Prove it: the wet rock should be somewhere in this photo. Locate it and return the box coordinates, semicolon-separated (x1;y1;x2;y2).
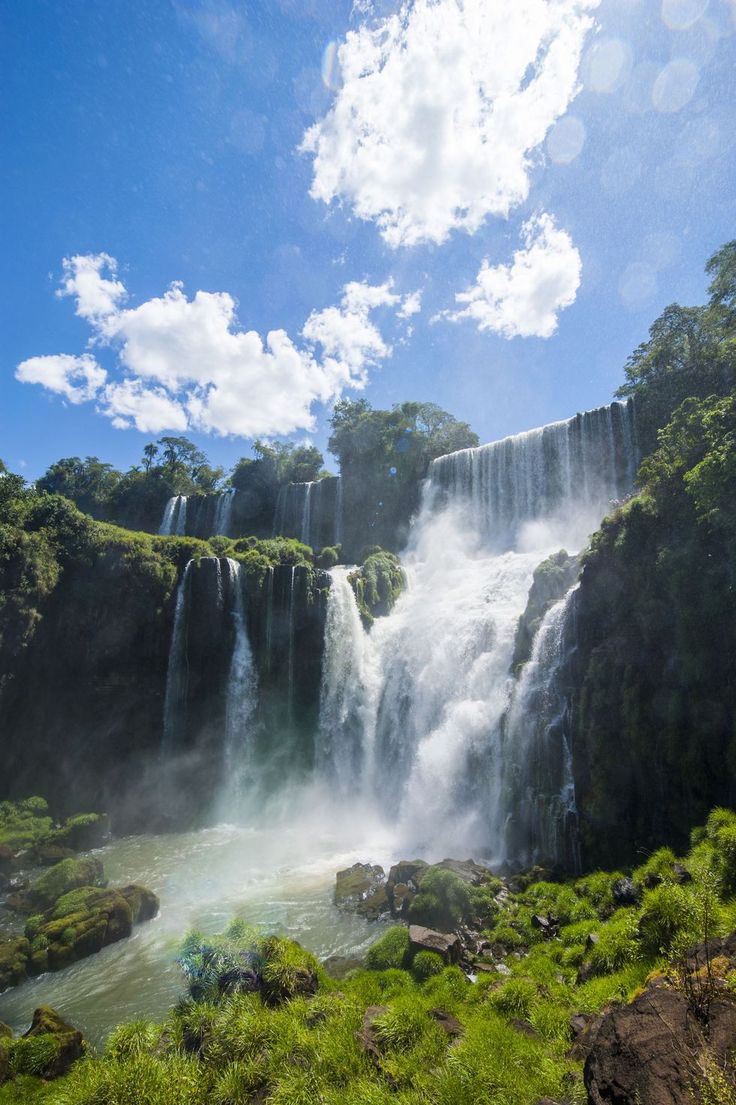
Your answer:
408;925;462;964
612;877;640;908
335;863;388;920
119;884;159;923
22;1005;85;1079
0;935;30;992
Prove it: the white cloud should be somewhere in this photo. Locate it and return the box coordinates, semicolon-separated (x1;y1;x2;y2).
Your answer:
15;353;107;403
441;213;582;338
302;0;599;247
17;255;416;437
58;253;126;323
101;380;189;434
398;290;422;318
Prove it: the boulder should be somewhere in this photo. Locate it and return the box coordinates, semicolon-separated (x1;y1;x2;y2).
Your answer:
21;1005;85;1078
584;985;736;1105
408;925;462;964
357;1005;388;1062
612;877;640;908
26;886;134;972
428;1008;463;1037
23;856;106;913
335;863;388;920
119;884;159;923
0;936;30;992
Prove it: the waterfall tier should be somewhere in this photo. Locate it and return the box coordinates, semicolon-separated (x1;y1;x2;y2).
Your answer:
430;399;637;549
272;477;342;549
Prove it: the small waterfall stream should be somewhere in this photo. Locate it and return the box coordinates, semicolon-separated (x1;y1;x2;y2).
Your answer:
317;567;372;792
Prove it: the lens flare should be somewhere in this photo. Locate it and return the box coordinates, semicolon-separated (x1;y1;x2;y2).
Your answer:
321;40;342;91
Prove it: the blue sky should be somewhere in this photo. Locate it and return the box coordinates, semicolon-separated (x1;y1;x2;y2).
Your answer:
1;0;735;480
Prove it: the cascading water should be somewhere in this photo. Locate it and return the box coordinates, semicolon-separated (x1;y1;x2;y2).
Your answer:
317;567;372;792
272;477;342;549
499;586;581;870
322;399;638;863
221;558;258;813
161;560;194;753
159;495;188;536
213;490;236;537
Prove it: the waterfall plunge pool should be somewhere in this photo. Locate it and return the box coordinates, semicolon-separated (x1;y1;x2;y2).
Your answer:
0;814;395;1046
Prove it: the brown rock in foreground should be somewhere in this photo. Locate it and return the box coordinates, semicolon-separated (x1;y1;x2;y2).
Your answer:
584;939;736;1105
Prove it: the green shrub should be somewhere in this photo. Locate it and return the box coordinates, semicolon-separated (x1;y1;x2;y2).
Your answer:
365;927;410;971
638;884;697;956
408;869;471;930
633;847;680;890
412;951;444;982
488;977;537;1020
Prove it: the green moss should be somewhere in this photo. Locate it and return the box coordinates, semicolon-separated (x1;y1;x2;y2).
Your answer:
365;927;411;971
408;868;472;930
349;550;406;626
412;951;445;982
27;856;105;912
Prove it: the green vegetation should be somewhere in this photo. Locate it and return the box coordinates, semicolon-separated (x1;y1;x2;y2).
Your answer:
616;239;735;450
329;399;478;555
5;808;736;1104
0;807;735;1102
348;549;405;626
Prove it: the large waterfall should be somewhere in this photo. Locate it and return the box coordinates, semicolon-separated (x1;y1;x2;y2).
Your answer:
159;400;638;866
315;399;638;863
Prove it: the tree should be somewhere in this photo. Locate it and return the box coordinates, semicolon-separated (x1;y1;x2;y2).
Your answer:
36;457;121;520
616;241;736;449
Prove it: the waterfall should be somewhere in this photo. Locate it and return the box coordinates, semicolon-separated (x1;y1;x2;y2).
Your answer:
430;400;637;550
221;559;258;811
499;586;581;870
159;495;188;536
300;483;313;546
272;477;342;548
287;566;296;724
317;567;372;792
213;490;235;537
161;560;194;753
328;398;639;862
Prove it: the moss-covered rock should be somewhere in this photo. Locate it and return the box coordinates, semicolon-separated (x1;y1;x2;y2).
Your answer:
27;887;133;973
24;856;105;912
0;798;53;857
334;863;388;920
0;936;30;992
119;884;159;923
349;549;406;627
11;1006;85;1081
512;550;580;672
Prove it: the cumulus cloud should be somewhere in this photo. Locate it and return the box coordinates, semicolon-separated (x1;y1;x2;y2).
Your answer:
302;0;599;247
17;255;417;437
440;214;582;338
15;353;107;404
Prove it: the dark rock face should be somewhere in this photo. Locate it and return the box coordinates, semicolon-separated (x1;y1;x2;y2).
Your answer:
512;550;580;672
570;494;736;869
584;935;736;1105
